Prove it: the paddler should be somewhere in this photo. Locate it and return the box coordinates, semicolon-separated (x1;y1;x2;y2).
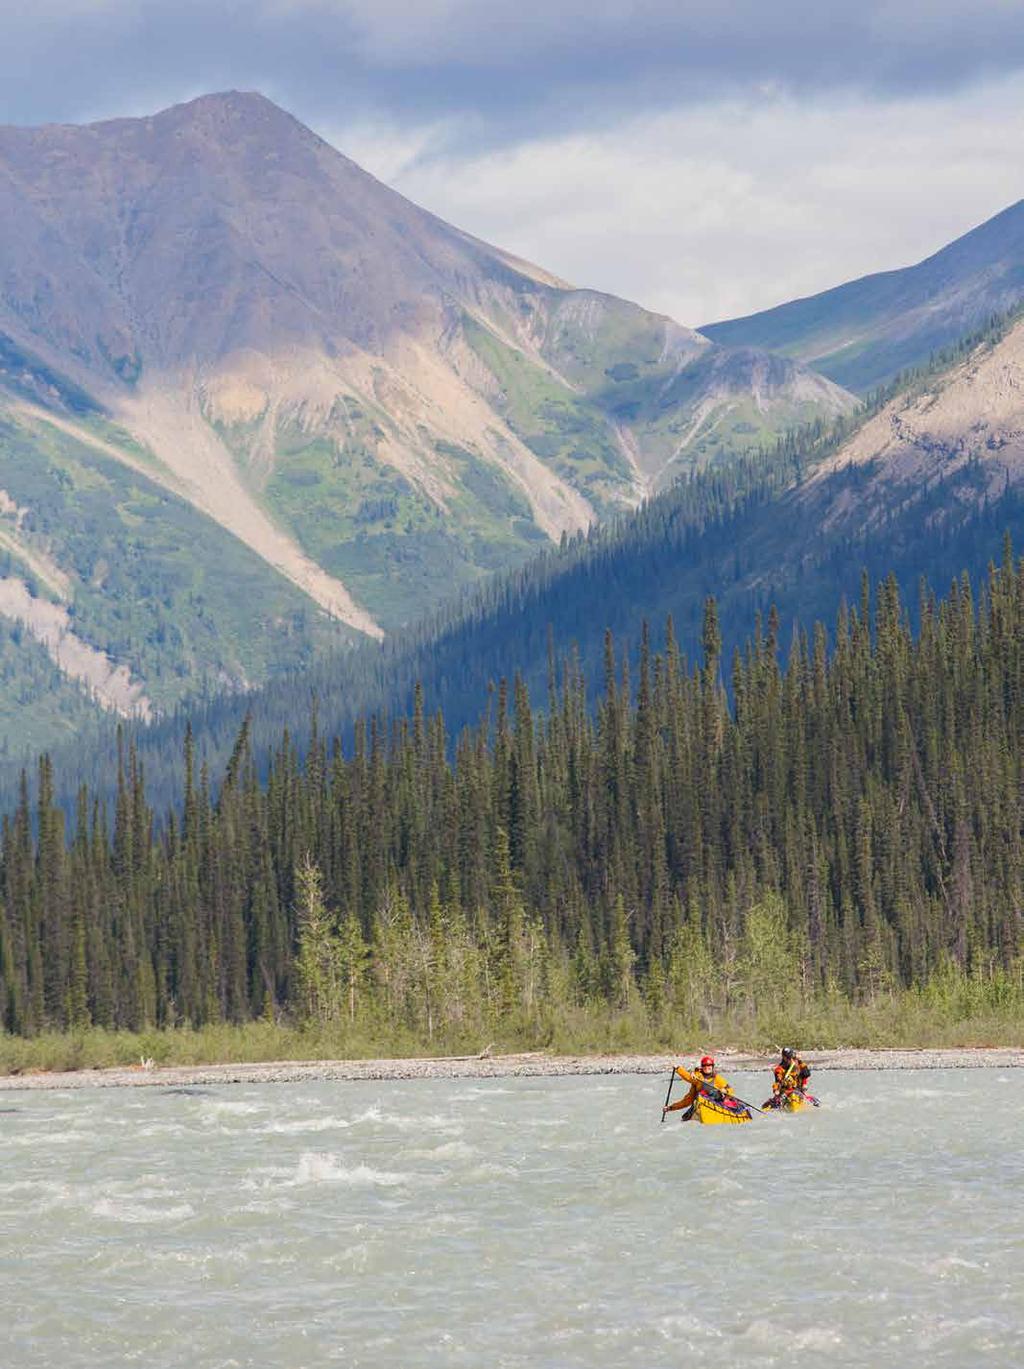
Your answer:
663;1055;738;1121
763;1046;811;1107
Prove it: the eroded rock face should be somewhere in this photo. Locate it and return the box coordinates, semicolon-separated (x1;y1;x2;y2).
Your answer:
0;576;151;719
806;319;1024;535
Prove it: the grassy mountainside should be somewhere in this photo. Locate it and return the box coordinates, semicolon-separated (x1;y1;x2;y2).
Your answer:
702;199;1024;393
466;300;846;499
0;616;102;758
0;398;354;727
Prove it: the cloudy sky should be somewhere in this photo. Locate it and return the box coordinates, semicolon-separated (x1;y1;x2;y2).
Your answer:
4;1;1024;324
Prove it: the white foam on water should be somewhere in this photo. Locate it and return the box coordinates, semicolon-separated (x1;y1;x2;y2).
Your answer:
405;1139;477;1161
465;1161;519;1180
253;1101;463;1137
350;1100;386;1122
787;1326;844;1351
136;1122;189;1139
0;1177;74;1210
925;1254;986;1277
702;1172;745;1197
258;1114;358;1135
375;1110;463;1134
326;1242;372;1272
291;1152;413;1188
92;1195;195;1224
13;1107;80;1126
655;1312;719;1339
89;1242;257;1275
0;1178;54;1195
9;1128;96;1148
199;1098;266;1118
920;1312;1003;1348
240;1163;293;1191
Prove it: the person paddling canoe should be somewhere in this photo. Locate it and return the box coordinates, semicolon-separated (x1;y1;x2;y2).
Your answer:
663;1055;742;1121
763;1047;813;1108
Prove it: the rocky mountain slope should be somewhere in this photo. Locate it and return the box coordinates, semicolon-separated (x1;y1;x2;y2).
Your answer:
799;312;1024;527
702;199;1024;393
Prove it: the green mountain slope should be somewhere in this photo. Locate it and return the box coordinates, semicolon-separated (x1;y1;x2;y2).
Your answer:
702;199;1024;393
0;397;355;723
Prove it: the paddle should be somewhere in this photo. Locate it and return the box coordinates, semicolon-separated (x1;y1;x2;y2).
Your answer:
660;1068;676;1123
686;1074;766;1118
726;1092;766;1117
697;1076;766;1116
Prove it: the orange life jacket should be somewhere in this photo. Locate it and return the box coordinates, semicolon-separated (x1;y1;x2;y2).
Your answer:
773;1057;809;1093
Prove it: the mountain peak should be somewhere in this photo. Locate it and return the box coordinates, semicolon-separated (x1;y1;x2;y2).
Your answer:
76;88;328;156
94;89;275;121
166;89;278;113
139;89;306;132
0;91;853;716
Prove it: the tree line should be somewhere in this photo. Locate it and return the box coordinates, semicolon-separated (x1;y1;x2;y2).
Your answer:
0;542;1022;1043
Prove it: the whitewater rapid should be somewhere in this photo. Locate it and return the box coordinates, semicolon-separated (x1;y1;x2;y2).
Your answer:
2;1072;1021;1366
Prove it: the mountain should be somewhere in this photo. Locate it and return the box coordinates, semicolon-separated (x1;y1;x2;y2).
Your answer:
0;91;853;748
795;312;1024;531
702;199;1024;393
30;309;1024;817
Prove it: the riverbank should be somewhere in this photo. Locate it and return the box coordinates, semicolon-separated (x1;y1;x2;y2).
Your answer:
1;1045;1021;1091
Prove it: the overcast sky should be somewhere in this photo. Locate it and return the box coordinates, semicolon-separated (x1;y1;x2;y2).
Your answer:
4;1;1024;323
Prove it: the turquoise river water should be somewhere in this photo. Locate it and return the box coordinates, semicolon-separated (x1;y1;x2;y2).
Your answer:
1;1070;1022;1367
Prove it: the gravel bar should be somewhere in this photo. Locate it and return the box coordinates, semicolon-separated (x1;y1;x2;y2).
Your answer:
1;1046;1021;1092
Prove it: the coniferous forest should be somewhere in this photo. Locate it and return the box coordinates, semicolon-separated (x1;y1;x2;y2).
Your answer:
1;550;1023;1061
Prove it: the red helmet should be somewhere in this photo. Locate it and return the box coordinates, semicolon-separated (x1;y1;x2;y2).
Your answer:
700;1055;715;1072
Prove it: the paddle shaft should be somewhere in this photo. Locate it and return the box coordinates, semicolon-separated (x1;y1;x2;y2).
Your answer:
730;1094;767;1115
694;1076;764;1116
660;1068;676;1123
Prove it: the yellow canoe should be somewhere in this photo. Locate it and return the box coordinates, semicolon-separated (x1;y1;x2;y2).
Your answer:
693;1095;752;1125
778;1092;807;1113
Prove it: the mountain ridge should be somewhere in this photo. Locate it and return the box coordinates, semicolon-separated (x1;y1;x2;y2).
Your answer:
0;90;854;747
701;198;1024;392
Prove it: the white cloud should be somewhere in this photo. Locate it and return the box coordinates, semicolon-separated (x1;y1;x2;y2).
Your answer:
333;76;1024;325
5;4;1024;329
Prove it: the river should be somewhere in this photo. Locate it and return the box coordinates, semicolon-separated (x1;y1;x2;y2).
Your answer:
1;1070;1021;1367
